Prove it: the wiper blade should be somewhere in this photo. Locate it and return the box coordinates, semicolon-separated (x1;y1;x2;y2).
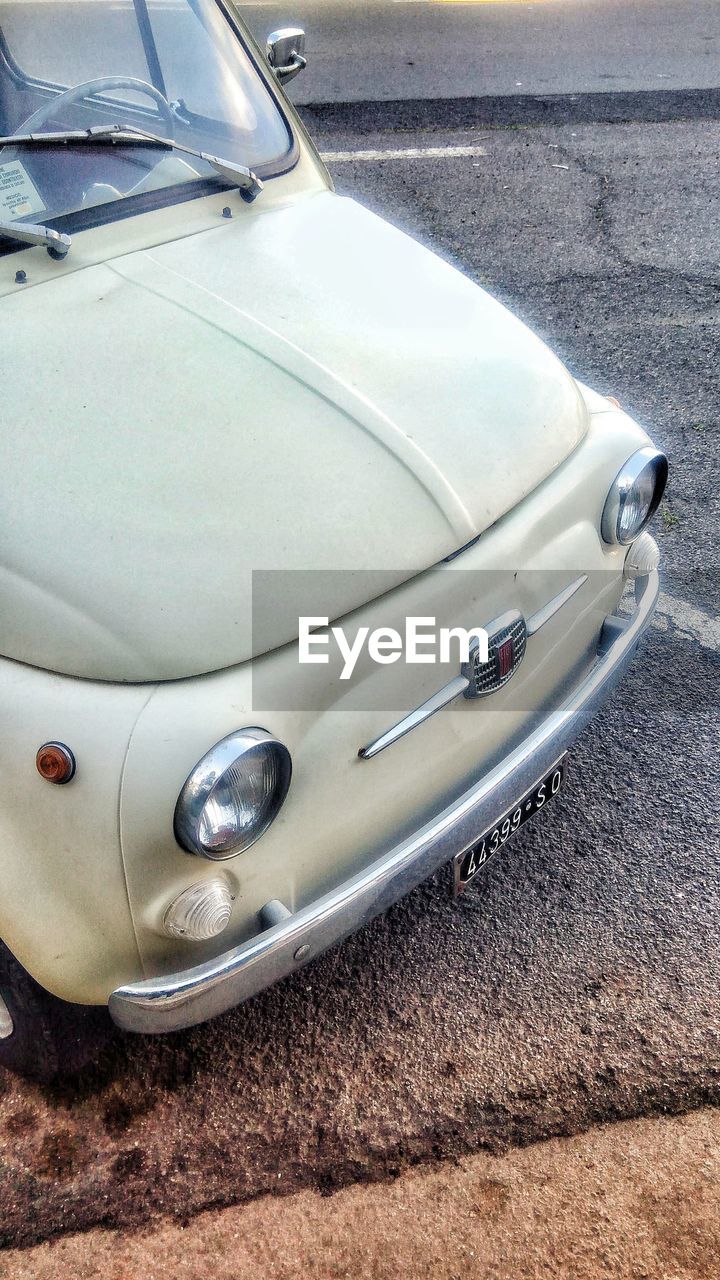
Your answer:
0;217;71;258
0;124;263;202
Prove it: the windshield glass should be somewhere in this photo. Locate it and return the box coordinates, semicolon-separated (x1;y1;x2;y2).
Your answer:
0;0;292;227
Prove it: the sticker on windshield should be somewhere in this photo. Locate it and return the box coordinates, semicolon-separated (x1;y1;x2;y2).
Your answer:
0;160;46;219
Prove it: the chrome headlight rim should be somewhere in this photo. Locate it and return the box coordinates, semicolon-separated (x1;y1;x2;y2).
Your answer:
601;447;668;546
174;727;292;861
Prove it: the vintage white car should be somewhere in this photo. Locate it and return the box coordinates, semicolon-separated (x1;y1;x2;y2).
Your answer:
0;1;667;1079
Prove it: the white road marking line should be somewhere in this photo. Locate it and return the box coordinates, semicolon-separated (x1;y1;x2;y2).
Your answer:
655;592;720;651
319;144;487;163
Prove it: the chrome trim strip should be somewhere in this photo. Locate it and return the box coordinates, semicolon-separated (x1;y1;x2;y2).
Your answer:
358;674;469;760
360;578;588;760
526;574;588;636
109;571;659;1035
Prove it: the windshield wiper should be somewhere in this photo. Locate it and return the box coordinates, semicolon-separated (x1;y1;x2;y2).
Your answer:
0;218;71;258
0;124;263;202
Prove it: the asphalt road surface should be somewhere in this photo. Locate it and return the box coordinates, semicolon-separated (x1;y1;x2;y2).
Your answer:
0;100;718;1247
239;0;720;104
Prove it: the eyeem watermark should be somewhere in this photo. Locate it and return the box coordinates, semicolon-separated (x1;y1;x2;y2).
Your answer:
252;568;624;713
299;616;489;681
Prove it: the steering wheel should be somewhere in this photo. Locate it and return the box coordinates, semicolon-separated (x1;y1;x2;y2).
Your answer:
17;76;175;136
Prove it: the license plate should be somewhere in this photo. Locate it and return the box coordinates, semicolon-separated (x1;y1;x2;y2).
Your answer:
453;756;567;895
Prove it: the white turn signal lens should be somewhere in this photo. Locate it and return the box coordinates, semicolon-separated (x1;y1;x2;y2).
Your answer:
624;532;660;579
163;879;233;941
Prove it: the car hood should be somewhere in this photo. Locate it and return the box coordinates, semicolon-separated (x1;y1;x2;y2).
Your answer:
1;192;587;681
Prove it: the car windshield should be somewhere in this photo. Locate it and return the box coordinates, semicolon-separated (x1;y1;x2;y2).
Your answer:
0;0;293;228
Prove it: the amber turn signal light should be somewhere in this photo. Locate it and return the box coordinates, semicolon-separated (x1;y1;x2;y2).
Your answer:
36;742;76;785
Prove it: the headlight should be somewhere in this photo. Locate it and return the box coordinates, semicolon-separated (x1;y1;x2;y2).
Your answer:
174;728;292;860
601;447;668;545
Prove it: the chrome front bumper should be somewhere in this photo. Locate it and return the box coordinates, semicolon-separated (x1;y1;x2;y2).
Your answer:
109;570;659;1034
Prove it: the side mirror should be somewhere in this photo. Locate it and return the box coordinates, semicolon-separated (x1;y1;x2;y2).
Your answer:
266;28;307;84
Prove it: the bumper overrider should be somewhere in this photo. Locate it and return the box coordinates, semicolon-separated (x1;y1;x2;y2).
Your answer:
109;569;660;1034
